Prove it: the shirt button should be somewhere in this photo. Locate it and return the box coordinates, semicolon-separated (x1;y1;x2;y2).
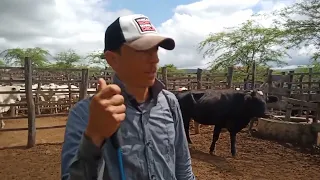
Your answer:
146;141;152;146
151;175;156;180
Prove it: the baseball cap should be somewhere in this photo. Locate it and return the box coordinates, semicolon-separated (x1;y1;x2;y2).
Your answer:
104;14;175;52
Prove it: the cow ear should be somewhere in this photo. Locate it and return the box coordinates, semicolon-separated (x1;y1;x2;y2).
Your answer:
11;87;16;91
250;90;257;97
267;95;279;103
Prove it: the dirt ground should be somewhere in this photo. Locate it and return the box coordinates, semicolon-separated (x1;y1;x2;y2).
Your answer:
0;117;320;180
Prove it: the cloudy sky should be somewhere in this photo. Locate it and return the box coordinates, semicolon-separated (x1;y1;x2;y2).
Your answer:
0;0;314;69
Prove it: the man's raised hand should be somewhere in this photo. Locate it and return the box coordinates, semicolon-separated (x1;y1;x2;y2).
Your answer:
85;78;126;147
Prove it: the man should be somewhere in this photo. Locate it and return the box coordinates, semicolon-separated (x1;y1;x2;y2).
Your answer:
61;14;195;180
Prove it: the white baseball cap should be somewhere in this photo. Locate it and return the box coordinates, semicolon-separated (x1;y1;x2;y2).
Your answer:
104;14;175;52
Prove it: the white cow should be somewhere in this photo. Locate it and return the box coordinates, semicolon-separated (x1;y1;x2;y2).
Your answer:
177;87;188;91
0;85;22;129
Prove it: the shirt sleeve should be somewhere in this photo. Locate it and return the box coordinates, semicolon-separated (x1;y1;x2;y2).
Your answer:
60;99;104;180
171;95;196;180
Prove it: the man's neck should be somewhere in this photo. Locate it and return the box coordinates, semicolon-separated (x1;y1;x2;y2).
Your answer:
125;86;149;103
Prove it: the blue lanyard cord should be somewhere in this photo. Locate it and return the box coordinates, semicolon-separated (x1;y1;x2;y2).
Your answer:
111;128;126;180
116;148;126;180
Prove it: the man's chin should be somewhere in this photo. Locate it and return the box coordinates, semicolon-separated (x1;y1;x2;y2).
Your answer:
146;79;156;87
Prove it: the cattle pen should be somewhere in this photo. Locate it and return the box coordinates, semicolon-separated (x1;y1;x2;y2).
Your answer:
1;58;320;180
0;57;264;147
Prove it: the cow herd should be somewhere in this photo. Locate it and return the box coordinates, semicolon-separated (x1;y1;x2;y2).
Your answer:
0;83;96;129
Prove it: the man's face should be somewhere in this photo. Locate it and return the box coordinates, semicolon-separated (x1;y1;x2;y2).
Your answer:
106;44;159;88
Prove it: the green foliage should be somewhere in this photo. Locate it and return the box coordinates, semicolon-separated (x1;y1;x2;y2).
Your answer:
227;65;270;82
273;0;320;60
158;64;186;73
0;47;109;71
85;51;108;68
51;49;81;68
0;47;50;67
295;60;320;73
0;59;4;66
198;20;289;72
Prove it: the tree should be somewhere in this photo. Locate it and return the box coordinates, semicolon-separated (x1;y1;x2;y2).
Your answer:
295;60;320;74
0;47;50;67
158;64;186;73
52;49;81;68
198;20;289;77
273;0;320;61
85;51;108;68
0;59;4;66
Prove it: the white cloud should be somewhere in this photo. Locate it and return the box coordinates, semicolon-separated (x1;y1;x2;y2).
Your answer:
0;0;312;69
157;0;311;69
0;0;133;56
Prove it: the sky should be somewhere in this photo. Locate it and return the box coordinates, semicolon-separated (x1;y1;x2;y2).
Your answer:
0;0;315;70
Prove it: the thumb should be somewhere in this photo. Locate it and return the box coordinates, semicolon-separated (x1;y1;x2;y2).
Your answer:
97;78;107;92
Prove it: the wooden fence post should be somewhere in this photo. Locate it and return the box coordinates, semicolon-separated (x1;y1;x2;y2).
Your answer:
196;68;202;90
267;69;273;94
187;75;191;90
251;61;256;89
161;67;168;89
79;69;89;100
308;68;313;101
288;70;294;95
284;104;293;121
226;66;234;89
25;57;36;148
280;72;286;88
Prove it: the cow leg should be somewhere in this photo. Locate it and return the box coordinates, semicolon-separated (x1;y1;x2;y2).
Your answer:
209;125;222;155
0;120;4;129
194;121;200;134
185;120;192;144
0;114;4;129
248;118;256;136
230;131;237;157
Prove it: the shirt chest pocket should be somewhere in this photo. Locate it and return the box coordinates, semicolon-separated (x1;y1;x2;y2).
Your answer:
148;106;176;161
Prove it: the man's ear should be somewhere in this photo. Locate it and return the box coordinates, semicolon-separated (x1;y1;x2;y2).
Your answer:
105;51;118;69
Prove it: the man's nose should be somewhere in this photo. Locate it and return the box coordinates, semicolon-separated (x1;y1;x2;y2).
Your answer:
149;52;159;63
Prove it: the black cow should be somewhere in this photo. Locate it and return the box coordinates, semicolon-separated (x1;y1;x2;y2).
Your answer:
175;89;279;157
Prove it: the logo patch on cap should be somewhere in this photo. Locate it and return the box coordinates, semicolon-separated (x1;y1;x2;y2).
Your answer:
134;17;156;33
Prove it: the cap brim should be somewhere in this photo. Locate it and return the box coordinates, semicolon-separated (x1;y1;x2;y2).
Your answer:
125;35;175;51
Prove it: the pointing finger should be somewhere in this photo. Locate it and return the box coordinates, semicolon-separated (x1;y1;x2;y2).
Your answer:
99;84;122;99
100;94;125;106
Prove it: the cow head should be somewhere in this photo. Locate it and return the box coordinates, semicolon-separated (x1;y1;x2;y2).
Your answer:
244;89;279;117
245;89;278;103
11;86;22;101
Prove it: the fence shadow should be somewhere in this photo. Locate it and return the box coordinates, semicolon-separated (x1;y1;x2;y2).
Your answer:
189;147;242;176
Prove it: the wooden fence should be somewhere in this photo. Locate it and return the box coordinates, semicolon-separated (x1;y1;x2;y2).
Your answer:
0;57;319;147
265;68;320;100
264;68;320;122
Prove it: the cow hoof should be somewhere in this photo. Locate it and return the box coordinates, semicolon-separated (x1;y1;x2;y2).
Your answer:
232;154;236;157
209;151;215;156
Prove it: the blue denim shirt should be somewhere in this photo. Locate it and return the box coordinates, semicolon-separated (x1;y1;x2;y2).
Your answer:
61;75;195;180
